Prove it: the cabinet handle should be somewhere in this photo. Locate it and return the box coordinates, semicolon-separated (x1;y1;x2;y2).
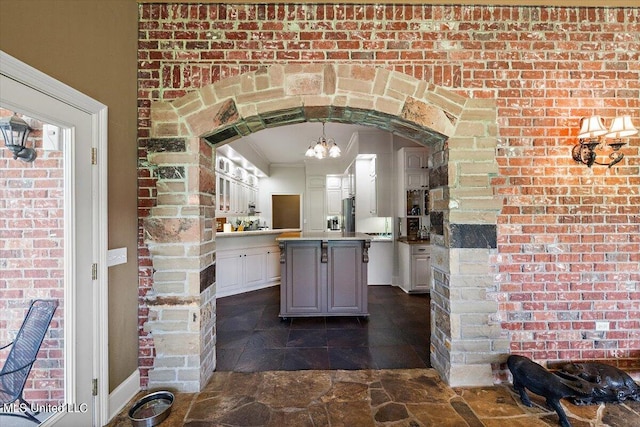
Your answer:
417;248;426;252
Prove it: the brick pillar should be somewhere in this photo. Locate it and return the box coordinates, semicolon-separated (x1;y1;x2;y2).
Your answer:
142;136;216;392
429;99;506;386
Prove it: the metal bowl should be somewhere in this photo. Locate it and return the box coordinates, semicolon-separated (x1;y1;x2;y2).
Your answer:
128;391;174;427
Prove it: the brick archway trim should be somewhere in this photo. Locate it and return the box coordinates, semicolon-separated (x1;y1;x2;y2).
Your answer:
143;63;503;392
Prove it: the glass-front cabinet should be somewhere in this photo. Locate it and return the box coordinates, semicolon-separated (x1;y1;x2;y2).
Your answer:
216;155;258;217
218;175;231;213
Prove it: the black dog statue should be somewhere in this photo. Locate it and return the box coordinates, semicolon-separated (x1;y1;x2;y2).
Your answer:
556;362;640;405
507;355;593;427
508;355;640;427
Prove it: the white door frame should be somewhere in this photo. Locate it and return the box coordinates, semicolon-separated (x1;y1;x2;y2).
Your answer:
0;51;109;426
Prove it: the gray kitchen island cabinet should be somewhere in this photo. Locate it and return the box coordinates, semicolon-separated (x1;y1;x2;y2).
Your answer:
276;231;371;318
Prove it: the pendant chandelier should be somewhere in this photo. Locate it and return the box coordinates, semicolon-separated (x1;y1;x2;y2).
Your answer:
304;122;341;159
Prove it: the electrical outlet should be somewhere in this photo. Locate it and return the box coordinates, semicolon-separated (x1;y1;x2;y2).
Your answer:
595;321;609;331
107;247;127;267
42;124;60;151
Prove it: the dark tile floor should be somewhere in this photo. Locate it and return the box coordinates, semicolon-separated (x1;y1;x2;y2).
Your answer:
215;285;431;372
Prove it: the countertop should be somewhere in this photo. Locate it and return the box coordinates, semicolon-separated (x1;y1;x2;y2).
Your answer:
216;228;300;237
276;231;372;241
397;237;430;245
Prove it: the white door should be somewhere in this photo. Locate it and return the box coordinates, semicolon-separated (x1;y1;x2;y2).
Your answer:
1;53;107;426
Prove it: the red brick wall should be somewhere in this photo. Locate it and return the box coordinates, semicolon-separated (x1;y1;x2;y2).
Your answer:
137;3;640;383
0;109;65;405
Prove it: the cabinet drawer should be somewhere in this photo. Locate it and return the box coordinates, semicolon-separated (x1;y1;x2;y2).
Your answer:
411;245;430;255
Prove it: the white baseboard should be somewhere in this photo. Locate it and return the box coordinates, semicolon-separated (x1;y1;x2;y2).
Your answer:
108;369;140;423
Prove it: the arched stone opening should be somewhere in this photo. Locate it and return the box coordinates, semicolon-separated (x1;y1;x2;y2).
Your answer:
142;64;503;392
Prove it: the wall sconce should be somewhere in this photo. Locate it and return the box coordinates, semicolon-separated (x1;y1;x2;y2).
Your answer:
0;113;36;162
572;115;637;168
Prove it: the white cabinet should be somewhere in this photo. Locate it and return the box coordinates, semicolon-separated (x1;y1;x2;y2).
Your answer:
326;175;342;190
404;149;428;169
217;244;281;297
307;187;326;231
244;250;266;287
326;175;343;216
369;173;378;216
217;249;245;293
405;171;428;189
327;189;342;216
215;155;259;217
397;242;430;293
217;175;232;214
341;175;351;199
353;154;392;220
355;158;377;220
411;245;431;292
368;241;393;285
397;147;429;219
306;175;326;232
266;247;281;282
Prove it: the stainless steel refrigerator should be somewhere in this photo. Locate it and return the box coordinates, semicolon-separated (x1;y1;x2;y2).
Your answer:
342;197;355;232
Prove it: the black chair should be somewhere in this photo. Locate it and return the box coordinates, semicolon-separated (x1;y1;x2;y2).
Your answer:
0;299;59;424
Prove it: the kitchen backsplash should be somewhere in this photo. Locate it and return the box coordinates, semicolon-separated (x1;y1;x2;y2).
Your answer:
356;217;393;235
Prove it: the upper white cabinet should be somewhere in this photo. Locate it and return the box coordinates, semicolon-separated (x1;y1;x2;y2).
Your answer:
326;174;343;216
375;153;392;217
355;158;375;221
404;149;428;170
354;154;392;220
216;155;259;217
326;175;342;190
305;175;326;232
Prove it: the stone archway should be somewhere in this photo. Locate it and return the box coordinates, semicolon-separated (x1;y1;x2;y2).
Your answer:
142;64;503;392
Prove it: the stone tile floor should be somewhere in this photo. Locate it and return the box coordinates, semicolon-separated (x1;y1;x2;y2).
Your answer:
107;368;640;427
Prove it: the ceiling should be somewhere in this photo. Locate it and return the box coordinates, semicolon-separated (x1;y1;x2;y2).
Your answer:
225;122;373;166
217;121;426;177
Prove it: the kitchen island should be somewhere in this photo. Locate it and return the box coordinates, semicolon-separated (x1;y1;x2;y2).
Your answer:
276;231;372;318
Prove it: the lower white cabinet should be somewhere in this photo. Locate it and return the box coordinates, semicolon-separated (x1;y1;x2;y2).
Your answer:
266;248;281;282
397;242;431;293
217;245;281;297
368;241;393;285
